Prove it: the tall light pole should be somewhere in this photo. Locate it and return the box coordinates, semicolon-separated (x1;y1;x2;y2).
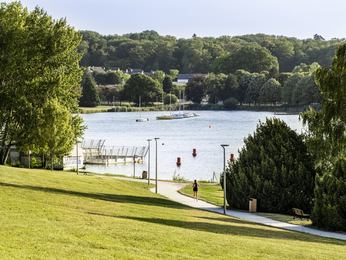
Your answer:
154;138;160;193
221;144;229;214
147;139;152;185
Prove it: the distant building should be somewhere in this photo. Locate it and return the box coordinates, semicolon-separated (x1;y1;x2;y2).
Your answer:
105;67;122;72
88;66;106;73
177;74;195;83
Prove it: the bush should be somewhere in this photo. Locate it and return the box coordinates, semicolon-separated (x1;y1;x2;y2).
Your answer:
223;118;315;214
164;94;178;105
224;98;238;110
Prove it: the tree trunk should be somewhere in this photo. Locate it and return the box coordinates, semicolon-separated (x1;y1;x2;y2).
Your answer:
1;141;12;165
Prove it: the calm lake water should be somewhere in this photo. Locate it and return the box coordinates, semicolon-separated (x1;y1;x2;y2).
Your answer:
81;110;304;181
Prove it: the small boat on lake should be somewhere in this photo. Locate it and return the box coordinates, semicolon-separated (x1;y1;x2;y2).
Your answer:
136;95;149;122
157;115;173;120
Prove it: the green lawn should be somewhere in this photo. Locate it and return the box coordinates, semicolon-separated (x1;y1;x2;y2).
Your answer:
1;166;345;259
180;184;325;227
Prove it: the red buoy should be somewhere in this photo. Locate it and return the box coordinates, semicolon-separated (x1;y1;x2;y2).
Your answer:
176;157;181;166
192;149;197;157
230;154;235;162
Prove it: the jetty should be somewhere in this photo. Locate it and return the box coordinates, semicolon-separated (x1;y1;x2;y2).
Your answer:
81;139;148;165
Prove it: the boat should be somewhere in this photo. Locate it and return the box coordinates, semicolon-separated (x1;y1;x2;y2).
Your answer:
193;113;200;116
172;114;183;119
157;115;174;120
172;92;183;119
157;93;173;120
136;95;149;122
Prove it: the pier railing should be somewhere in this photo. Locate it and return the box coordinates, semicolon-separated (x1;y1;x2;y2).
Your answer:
81;139;148;164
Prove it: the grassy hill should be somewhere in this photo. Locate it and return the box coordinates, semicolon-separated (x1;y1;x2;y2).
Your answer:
0;166;345;259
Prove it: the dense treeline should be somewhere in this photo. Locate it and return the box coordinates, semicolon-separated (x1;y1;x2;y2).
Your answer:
78;30;344;73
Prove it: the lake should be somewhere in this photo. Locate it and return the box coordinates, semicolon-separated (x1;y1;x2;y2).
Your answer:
81;110;304;181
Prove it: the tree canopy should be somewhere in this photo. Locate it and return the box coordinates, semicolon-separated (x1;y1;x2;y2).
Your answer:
0;2;85;164
123;73;163;106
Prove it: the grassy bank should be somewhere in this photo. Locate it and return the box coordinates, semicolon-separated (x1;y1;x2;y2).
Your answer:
1;166;345;259
179;184;337;228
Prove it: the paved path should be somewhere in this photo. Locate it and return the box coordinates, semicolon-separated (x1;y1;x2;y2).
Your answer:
113;177;346;241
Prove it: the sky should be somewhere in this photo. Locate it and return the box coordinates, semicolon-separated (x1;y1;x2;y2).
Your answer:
5;0;346;40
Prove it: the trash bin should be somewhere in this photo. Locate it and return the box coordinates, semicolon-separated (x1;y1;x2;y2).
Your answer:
249;198;257;212
142;171;147;179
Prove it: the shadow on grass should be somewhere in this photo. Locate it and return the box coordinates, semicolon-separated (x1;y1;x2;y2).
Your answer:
0;182;187;210
116;215;346;246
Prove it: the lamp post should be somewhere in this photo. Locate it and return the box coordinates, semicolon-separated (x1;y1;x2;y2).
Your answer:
221;144;229;214
133;155;138;178
147;139;152;185
76;140;79;175
154;138;160;193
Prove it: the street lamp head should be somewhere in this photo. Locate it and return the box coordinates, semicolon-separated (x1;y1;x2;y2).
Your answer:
147;139;152;141
154;137;160;140
221;144;229;148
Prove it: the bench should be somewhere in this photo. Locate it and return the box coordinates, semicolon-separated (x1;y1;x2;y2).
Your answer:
292;208;310;221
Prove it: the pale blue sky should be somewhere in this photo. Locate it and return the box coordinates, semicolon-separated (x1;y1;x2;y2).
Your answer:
6;0;346;40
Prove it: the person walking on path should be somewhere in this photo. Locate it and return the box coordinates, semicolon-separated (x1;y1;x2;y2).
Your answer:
192;180;199;201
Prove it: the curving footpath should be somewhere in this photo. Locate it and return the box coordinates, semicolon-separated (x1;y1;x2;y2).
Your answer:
114;177;346;241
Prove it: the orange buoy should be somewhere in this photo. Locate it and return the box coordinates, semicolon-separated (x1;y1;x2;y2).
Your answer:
176;157;181;166
230;154;235;162
192;149;197;157
209;125;211;128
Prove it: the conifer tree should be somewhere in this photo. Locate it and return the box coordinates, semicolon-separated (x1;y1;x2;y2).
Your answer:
311;157;346;231
79;72;100;107
223;118;315;214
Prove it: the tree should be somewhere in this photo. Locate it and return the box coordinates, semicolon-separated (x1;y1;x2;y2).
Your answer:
106;70;123;85
281;73;304;104
212;45;279;74
245;73;266;105
92;71;107;85
223;74;239;101
0;2;85;165
311;156;346;231
164;94;178;105
162;75;173;93
185;75;206;103
79;72;101;107
169;69;179;81
277;72;292;86
150;70;165;84
223;97;238;110
259;78;282;104
123;73;163;106
237;71;256;105
292;62;320;73
300;73;323;104
300;43;346;230
223;118;315;214
205;73;227;103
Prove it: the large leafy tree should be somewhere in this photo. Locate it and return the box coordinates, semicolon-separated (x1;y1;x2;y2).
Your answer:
259;78;282;104
0;2;85;164
245;73;266;105
223;118;315;214
212;45;279;74
205;73;227;103
123;73;163;106
301;43;346;230
185;75;206;103
281;73;304;104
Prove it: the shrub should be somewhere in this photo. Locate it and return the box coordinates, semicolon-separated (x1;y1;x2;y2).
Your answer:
224;98;238;110
223;118;315;214
311;157;346;231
